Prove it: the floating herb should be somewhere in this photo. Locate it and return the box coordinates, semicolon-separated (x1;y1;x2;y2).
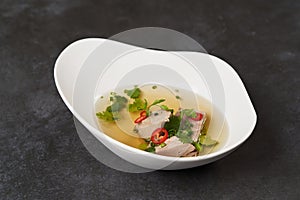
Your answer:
124;87;141;99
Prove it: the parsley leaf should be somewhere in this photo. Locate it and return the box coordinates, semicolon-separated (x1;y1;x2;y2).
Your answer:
124;87;141;99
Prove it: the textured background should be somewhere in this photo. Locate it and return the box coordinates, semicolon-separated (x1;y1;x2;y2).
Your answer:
1;0;299;199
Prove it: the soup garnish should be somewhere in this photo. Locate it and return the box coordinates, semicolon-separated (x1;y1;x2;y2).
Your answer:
96;85;219;157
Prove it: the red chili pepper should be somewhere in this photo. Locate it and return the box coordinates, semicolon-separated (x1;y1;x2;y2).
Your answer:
140;110;147;117
151;128;168;144
134;115;147;123
134;110;147;123
190;112;203;121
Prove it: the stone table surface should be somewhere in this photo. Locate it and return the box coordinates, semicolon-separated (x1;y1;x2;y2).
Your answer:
1;0;299;199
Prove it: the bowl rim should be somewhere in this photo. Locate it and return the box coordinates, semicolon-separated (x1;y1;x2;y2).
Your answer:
54;38;257;163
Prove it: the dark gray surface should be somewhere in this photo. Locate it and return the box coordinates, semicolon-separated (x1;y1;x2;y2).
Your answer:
1;0;299;199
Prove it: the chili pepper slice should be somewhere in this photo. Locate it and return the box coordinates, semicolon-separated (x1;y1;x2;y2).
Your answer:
190;112;203;121
134;110;147;123
134;115;147;123
151;128;168;144
140;110;147;117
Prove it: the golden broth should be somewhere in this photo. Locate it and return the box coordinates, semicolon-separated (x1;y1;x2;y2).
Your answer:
95;84;228;155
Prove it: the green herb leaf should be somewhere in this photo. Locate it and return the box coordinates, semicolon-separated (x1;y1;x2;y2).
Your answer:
176;130;193;143
181;109;197;118
160;105;174;113
96;93;128;122
192;141;203;152
201;126;208;135
138;143;148;150
181;119;194;130
124;87;141;99
152;85;157;89
128;99;147;112
144;99;166;116
149;99;165;107
96;106;118;121
111;95;128;112
160;143;167;147
199;135;218;146
145;146;156;152
164;115;180;137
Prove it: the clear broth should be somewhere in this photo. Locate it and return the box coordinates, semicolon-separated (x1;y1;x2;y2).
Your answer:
95;84;228;156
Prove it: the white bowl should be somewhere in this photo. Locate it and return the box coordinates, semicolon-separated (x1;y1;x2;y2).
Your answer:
54;38;257;170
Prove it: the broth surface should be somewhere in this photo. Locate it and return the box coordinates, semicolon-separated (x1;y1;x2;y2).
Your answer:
95;84;228;155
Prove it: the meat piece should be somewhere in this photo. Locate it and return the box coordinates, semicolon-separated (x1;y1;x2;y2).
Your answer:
188;112;206;142
177;109;207;142
155;136;195;157
135;110;171;139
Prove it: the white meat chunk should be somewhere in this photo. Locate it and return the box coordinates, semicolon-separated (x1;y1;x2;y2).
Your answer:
135;110;171;139
177;109;207;142
155;136;195;157
188;111;207;142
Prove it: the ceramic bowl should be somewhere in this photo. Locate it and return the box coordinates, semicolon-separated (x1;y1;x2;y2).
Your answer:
54;38;256;170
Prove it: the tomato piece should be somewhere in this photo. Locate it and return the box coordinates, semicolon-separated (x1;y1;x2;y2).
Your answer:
190;112;203;121
134;115;147;123
151;128;168;144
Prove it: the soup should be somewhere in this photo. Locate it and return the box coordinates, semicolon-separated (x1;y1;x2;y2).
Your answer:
95;84;228;157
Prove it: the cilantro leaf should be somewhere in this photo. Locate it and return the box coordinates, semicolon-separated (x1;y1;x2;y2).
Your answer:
181;109;197;118
192;141;203;152
160;105;174;113
176;130;193;143
164;115;194;143
124;87;141;99
96;106;118;121
180;119;193;130
111;95;128;112
199;135;218;146
145;146;156;152
96;94;128;122
149;99;165;107
164;115;180;137
128;99;147;112
138;143;148;150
